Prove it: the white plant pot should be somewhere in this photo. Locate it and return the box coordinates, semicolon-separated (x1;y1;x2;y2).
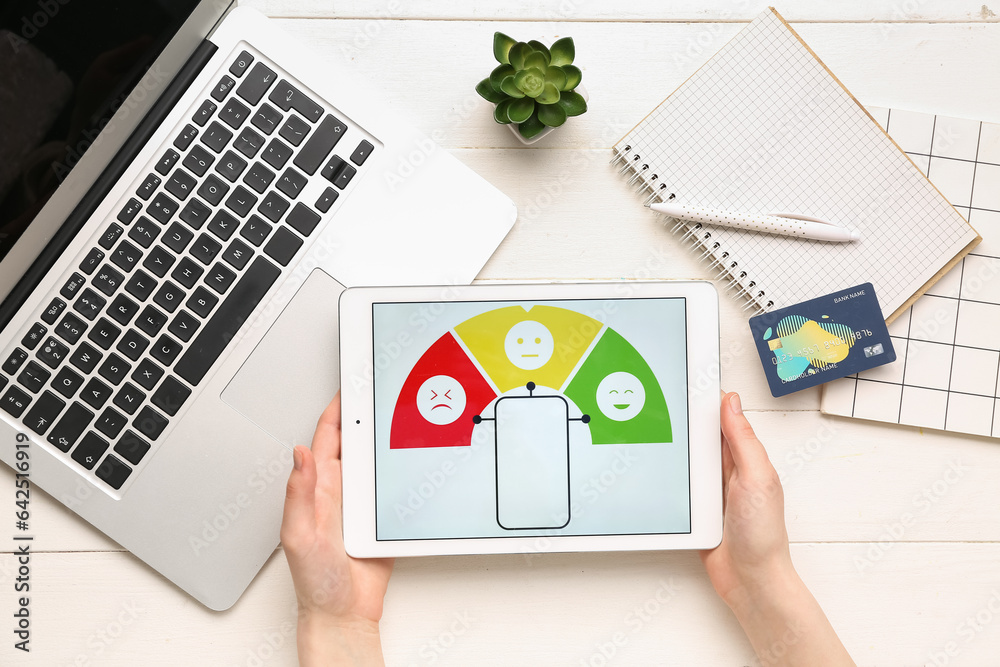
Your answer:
506;84;589;145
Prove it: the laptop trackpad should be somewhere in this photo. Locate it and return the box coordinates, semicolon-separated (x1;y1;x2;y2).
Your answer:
221;269;345;449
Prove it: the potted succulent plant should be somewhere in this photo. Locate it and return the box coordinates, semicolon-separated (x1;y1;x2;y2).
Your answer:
475;32;588;143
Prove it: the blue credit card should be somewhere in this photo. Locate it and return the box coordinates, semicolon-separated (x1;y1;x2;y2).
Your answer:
748;283;896;397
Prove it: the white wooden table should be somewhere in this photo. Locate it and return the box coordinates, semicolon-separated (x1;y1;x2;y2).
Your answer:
4;2;1000;664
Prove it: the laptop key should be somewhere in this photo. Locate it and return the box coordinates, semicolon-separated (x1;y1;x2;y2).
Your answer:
192;99;216;126
55;313;87;345
234;127;264;158
278;114;310;147
219;98;251;130
88;318;121;350
118;198;142;225
79;248;105;275
203;121;233;154
0;386;31;417
183;144;215;177
24;391;64;435
186;287;218;318
208;210;239;241
179;198;212;229
108;295;139;325
116;329;150;361
237;63;278;106
133;406;169;440
36;336;69;369
17;361;50;393
21;322;47;350
211;75;236;102
136;306;168;337
277;167;307;199
268;80;323;123
72;432;109;469
136;174;160;200
47;402;93;451
115;430;151;465
191;233;222;264
73;289;106;321
294;114;348;175
98;353;131;385
142;246;175;278
113;383;146;416
243;162;275;194
286;203;321;236
131;360;164;391
350;140;374;166
262;138;292;170
41;298;67;324
174;124;198;151
124;269;157;302
98;224;124;251
110;240;142;273
2;349;28;375
263;227;303;267
92;264;125;297
95;454;132;490
239;215;272;247
251;102;282;135
333;163;357;190
315;187;338;213
222;239;253;271
163;223;194;254
152;375;191;417
128;218;160;249
70;342;102;374
61;272;87;298
257;191;289;223
198;174;230;206
225;186;257;218
165;169;197;201
174;256;281;385
148;192;179;224
171;257;204;289
168;311;200;342
216;150;248;182
230;50;254;77
81;377;113;410
205;263;237;294
155;149;180;176
51;366;84;399
153;281;184;313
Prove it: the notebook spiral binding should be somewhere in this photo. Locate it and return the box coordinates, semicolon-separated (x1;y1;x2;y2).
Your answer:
610;144;774;313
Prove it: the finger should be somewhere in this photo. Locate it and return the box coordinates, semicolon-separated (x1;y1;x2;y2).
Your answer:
311;391;342;462
720;392;773;474
280;445;317;551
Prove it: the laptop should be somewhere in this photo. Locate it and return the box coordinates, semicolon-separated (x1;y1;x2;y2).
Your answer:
0;0;516;609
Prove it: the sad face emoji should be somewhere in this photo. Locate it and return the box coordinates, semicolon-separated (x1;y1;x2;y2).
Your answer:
416;375;467;425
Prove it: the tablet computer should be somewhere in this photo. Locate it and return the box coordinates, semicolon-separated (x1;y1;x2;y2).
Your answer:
339;281;722;557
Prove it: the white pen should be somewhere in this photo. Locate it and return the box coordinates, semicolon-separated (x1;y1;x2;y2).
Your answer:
648;201;861;243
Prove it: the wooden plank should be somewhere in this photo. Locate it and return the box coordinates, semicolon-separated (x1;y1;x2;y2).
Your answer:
4;544;1000;665
242;0;1000;23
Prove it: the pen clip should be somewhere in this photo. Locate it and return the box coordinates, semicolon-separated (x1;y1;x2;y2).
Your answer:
768;211;841;227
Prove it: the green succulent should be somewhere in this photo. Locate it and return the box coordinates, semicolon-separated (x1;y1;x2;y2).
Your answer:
476;32;587;140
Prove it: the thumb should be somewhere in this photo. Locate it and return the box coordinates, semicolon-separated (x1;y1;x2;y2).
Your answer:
720;393;773;475
280;445;317;550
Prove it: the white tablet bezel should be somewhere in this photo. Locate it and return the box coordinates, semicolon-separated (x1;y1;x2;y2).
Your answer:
339;281;722;557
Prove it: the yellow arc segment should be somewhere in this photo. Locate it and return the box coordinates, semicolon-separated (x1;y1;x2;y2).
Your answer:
454;305;603;392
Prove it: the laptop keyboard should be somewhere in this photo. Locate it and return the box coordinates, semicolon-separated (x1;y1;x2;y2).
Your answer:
0;47;376;494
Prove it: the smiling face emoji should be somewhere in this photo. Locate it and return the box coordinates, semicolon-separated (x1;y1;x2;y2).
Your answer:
504;320;555;371
595;372;646;421
415;375;467;425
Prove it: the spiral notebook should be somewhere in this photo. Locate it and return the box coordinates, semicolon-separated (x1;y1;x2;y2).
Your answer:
613;7;980;322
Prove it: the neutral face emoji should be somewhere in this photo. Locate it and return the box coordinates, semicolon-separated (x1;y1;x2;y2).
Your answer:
416;375;467;425
595;372;646;421
504;320;555;370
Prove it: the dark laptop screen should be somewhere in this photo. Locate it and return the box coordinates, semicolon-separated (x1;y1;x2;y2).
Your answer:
0;0;204;264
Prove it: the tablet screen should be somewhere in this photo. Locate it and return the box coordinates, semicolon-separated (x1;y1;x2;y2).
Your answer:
370;297;691;540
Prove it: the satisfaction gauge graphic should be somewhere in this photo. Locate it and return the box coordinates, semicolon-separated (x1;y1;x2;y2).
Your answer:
389;305;672;529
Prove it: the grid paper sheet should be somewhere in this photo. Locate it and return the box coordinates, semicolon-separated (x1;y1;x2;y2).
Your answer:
613;9;979;319
823;109;1000;438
